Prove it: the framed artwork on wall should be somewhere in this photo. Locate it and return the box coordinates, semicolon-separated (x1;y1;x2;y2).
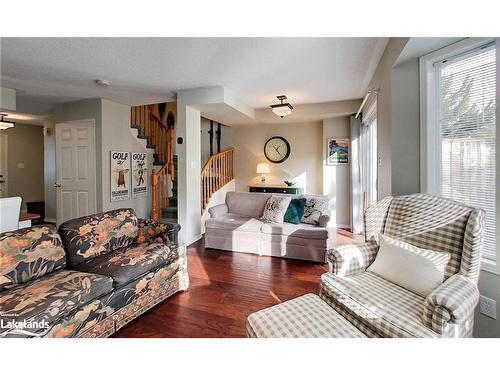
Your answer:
131;152;147;198
327;138;349;165
110;150;131;201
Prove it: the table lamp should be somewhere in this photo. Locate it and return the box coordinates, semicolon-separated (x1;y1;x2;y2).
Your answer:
256;163;270;186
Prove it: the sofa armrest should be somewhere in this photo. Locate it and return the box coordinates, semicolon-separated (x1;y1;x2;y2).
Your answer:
422;274;479;335
208;204;228;218
326;241;379;276
136;218;181;245
318;214;330;228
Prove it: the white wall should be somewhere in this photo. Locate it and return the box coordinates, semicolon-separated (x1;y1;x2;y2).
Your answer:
100;99;152;218
44;98;152;221
230;121;323;194
322;117;351;228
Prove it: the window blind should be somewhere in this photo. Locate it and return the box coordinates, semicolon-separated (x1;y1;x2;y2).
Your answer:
437;43;496;262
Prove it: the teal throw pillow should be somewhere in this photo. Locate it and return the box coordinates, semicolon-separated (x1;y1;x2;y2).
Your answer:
284;198;306;224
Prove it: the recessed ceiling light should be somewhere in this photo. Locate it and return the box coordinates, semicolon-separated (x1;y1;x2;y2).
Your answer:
95;79;111;87
270;95;293;118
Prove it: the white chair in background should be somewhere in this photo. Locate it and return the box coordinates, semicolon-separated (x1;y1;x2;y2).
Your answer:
0;196;22;233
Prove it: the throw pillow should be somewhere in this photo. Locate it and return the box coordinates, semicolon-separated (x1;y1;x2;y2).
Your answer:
367;234;451;297
261;195;292;224
301;197;328;225
284;198;307;224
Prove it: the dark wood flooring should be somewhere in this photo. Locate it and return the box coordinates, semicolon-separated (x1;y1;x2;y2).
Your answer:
114;230;355;338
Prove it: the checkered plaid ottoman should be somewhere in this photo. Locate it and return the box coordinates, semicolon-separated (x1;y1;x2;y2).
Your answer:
246;293;366;338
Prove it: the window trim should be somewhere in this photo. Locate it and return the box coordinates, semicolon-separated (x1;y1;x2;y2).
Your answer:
419;37;499;274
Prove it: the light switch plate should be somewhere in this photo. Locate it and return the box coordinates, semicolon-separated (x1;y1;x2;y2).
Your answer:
17;163;25;169
480;295;497;319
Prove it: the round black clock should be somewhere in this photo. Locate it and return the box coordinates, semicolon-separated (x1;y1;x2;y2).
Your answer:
264;136;291;163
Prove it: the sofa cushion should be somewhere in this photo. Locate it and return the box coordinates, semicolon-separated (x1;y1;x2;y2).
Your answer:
261;195;292;224
301;196;329;225
319;271;437;337
0;270;113;337
0;225;66;291
260;222;328;240
225;191;274;218
205;214;265;233
284;198;306;225
59;209;139;267
72;242;178;287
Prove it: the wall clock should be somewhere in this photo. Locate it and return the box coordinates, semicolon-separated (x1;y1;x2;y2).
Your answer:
264;136;291;163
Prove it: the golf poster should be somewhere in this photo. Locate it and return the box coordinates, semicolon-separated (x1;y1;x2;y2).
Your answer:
111;150;131;201
132;152;148;198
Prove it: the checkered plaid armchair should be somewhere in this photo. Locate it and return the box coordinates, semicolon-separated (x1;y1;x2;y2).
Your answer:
320;194;485;338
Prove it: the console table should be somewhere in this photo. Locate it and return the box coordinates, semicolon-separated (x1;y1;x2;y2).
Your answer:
248;185;304;194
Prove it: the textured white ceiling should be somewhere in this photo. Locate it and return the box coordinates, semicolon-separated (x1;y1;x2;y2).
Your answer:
0;37;388;114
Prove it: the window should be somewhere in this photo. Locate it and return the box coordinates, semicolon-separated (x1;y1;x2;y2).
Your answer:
421;38;497;271
360;99;378;207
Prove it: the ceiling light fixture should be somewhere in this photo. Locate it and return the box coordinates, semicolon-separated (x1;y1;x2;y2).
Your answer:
95;79;111;87
0;114;15;130
270;95;293;118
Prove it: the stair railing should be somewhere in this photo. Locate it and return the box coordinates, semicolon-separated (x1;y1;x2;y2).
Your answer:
131;105;175;220
201;148;234;211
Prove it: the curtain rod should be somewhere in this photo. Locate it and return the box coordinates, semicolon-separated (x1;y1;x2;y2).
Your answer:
355;88;379;119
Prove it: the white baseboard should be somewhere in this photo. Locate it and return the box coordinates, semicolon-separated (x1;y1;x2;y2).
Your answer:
44;217;56;223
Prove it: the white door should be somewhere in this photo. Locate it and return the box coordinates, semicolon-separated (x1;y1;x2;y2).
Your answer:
55;120;96;224
0;134;7;198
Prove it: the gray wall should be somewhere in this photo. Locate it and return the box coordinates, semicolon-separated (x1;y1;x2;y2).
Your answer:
2;124;44;210
473;38;500;337
391;58;421;195
364;38;409;199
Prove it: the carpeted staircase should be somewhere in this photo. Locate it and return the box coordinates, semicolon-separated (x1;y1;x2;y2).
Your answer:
159;155;178;224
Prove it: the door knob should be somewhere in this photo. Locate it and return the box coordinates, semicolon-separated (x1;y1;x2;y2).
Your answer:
54;182;61;188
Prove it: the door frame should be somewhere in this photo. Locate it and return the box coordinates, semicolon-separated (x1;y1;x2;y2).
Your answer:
55;119;97;225
0;134;8;197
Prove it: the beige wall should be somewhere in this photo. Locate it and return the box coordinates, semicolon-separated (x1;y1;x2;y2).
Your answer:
322;117;351;228
230;121;323;195
2;124;44;210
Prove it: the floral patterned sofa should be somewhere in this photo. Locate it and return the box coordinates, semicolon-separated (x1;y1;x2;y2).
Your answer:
0;209;188;338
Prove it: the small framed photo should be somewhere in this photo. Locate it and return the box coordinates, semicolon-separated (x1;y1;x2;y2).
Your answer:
327;138;349;165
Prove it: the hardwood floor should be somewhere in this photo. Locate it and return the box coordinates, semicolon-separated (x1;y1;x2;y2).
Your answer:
114;230;355;338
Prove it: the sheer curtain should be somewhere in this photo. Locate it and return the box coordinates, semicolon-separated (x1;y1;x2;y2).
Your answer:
360;99;378;210
350;116;363;233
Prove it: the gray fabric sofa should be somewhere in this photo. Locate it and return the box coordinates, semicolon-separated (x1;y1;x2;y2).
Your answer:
205;192;330;262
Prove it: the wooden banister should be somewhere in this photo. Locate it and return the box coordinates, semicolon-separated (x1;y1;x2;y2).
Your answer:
131;104;175;220
201;148;234;211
